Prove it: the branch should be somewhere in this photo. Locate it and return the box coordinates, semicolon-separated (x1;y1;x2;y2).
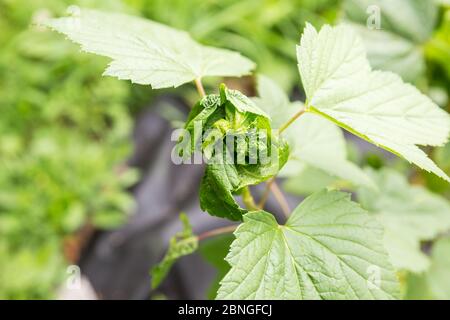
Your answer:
258;177;275;209
194;78;206;97
269;180;291;218
242;186;258;211
257;106;305;214
278;108;306;134
258;178;291;218
198;225;237;241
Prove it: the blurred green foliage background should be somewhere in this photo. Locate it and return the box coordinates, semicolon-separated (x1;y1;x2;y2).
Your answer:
0;0;342;299
0;0;137;298
0;0;449;299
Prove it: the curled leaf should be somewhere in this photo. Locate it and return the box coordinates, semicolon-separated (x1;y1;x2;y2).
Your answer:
182;85;289;220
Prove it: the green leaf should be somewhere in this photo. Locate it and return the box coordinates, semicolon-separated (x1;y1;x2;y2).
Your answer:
283;165;338;196
425;12;450;80
44;8;255;89
425;238;450;299
151;213;198;289
217;190;400;300
341;23;424;84
405;238;450;300
221;84;268;118
358;168;450;272
343;0;438;82
252;75;296;128
254;75;373;188
282;113;375;188
199;163;248;221
404;272;434;300
297;24;450;182
435;141;450;172
199;234;234;299
343;0;437;43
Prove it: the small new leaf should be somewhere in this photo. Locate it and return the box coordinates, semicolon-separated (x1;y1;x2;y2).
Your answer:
151;213;198;288
44;8;255;89
297;24;450;182
217;190;400;300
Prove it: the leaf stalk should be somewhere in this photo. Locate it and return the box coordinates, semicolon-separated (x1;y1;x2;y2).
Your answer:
194;78;206;97
278;108;306;134
198;225;237;241
242;186;259;211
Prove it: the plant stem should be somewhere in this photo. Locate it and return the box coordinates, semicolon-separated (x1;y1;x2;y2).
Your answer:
278;109;306;134
269;180;291;218
258;177;275;209
258;178;291;217
242;186;258;211
194;78;206;97
198;225;237;241
257;106;305;214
